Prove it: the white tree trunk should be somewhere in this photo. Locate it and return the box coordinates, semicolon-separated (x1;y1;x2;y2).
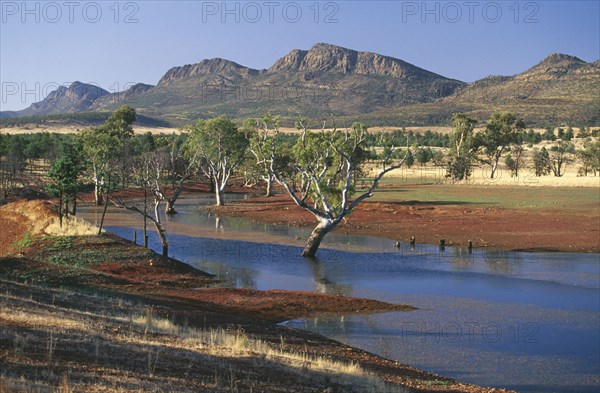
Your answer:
153;199;169;257
214;174;227;206
265;174;274;197
215;189;224;206
302;219;336;258
94;179;102;206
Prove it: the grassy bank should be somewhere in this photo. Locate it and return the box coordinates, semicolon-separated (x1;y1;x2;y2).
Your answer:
0;280;406;393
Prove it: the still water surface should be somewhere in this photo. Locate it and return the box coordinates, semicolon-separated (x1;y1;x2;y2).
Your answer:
79;195;600;393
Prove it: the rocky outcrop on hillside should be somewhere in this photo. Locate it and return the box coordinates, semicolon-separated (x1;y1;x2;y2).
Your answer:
18;82;109;116
269;43;451;80
158;58;260;87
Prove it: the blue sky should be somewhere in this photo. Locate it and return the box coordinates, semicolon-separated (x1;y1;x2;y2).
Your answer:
1;0;599;111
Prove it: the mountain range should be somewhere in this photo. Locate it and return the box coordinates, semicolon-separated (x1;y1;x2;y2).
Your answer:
2;43;598;126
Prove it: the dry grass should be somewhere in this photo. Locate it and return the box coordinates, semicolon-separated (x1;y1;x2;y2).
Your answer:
129;312;369;378
368;138;600;188
8;200;57;235
376;164;600;187
0;280;409;393
4;200;101;238
0;125;179;135
45;216;99;236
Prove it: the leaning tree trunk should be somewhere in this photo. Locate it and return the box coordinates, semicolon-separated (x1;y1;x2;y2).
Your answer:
165;178;186;214
302;219;336;258
64;195;69;220
153;221;169;257
165;198;176;215
490;152;502;179
98;194;109;235
143;189;148;248
58;193;63;228
153;199;169;257
490;161;497;179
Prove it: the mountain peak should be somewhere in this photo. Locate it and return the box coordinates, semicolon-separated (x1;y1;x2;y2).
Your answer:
5;45;597;127
308;42;357;55
127;83;154;93
529;53;586;72
269;43;452;80
540;53;585;65
157;58;259;87
22;82;109;116
519;53;589;80
310;42;349;50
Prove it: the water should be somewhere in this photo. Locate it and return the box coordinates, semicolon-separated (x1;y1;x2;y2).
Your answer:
79;195;600;393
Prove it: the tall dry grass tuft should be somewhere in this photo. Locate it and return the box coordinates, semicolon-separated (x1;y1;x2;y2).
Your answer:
59;372;70;393
46;331;58;363
45;216;99;236
5;200;100;237
147;347;160;377
0;375;48;393
9;200;56;235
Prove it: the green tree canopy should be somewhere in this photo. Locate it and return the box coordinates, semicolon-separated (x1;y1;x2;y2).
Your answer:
99;104;136;139
47;140;85;226
475;112;525;179
185;116;248;206
446;113;478;181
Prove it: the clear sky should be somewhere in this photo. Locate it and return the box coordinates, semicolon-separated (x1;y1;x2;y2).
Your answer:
1;0;599;111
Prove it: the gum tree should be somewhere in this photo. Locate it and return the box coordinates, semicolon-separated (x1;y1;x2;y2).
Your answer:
264;121;410;258
80;129;119;206
112;148;170;257
446;113;478;181
245;114;295;197
158;133;195;214
532;147;551;176
505;145;525;177
549;141;575;177
577;141;600;176
185;116;248;206
476;112;525;179
81;105;136;205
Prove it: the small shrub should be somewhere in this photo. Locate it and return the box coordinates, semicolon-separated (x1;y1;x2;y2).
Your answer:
50;237;73;251
13;232;31;250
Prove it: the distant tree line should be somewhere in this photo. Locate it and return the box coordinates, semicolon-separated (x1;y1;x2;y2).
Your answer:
0;111;171;128
437;114;599;182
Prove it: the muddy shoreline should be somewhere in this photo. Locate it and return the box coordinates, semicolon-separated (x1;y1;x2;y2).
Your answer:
76;181;600;253
206;192;599;254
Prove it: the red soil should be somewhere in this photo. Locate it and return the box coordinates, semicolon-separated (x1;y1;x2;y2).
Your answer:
213;194;599;253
